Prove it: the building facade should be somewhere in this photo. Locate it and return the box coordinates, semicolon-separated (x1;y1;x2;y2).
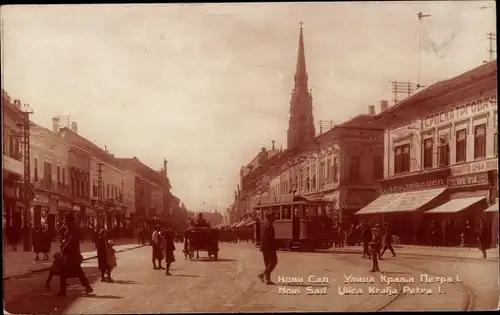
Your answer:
269;113;384;226
358;60;498;247
59;124;93;235
30;122;71;234
2;93;25;237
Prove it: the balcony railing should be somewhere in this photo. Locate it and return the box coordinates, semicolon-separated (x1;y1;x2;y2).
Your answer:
34;179;69;194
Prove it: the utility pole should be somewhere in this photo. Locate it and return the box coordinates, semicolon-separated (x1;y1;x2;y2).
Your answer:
95;162;105;228
391;80;416;105
487;32;496;61
16;104;34;251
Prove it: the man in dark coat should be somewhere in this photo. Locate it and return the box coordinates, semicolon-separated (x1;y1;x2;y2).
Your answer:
194;213;209;228
369;226;382;272
478;218;490;258
361;221;372;259
257;212;277;285
58;213;93;296
380;223;396;258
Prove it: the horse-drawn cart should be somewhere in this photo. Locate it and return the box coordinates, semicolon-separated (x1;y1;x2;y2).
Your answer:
185;228;220;260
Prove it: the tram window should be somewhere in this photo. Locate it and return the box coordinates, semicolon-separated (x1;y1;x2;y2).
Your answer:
326;206;332;218
309;205;318;217
282;207;291;219
271;207;280;219
318;206;323;216
304;206;310;219
293;207;300;218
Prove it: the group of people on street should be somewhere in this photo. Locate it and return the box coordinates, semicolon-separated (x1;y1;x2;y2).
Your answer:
218;226;253;243
151;224;176;275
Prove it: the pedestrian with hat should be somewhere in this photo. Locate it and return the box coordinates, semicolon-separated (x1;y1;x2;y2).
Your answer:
258;211;278;285
58;213;93;296
369;225;382;272
151;224;164;269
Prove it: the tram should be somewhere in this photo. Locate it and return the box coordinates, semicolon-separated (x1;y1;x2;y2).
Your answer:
253;196;334;251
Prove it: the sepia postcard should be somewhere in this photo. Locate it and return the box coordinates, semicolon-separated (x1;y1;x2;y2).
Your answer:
1;2;499;313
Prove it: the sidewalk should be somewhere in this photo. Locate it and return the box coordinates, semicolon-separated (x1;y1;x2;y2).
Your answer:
327;244;499;260
2;238;144;280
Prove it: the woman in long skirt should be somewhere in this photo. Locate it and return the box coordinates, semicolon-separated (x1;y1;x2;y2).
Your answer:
163;229;176;276
97;229;116;282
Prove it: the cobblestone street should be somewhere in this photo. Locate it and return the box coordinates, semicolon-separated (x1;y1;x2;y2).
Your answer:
4;243;498;313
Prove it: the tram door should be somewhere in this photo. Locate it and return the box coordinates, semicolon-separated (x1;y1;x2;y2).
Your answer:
292;204;301;242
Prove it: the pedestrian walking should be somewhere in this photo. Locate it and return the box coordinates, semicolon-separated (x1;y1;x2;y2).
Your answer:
151;225;164;269
32;225;42;261
257;212;278;285
478;218;490;259
380;223;396;258
57;213;93;296
361;221;372;259
163;229;176;276
40;224;52;261
97;229;116;282
8;226;20;251
369;226;382;272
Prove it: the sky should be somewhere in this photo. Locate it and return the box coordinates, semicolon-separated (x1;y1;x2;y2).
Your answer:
1;2;496;212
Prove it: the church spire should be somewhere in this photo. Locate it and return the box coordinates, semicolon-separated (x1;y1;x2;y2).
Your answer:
294;21;308;90
287;22;315;150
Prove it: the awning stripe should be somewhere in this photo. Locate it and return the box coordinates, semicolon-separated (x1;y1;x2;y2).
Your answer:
356;188;446;215
426;196;486;214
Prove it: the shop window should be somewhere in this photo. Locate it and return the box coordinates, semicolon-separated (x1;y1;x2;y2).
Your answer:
456;129;467;163
474;124;486;159
332;157;339;182
423;138;433;169
373;156;383;180
350;155;360;180
33;158;38;182
495;133;498;157
394;144;410;174
438;136;450;166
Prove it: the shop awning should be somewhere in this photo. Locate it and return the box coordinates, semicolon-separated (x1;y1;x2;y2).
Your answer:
244;219;256;227
426;196;486;214
485;200;499;213
356;188;446;215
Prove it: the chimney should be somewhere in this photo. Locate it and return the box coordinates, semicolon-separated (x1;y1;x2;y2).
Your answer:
71;121;78;133
261;147;266;153
52;116;60;133
380;100;389;112
368;105;376;115
13;99;21;110
271;140;275;150
163;158;168;177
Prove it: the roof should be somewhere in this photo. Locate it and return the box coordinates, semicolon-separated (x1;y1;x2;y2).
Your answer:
59;127;123;170
374;60;497;124
116;158;161;185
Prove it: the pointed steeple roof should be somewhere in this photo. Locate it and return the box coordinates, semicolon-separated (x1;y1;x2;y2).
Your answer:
294;21;308;90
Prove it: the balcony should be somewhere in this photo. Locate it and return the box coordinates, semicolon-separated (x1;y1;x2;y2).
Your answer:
3;154;23;176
